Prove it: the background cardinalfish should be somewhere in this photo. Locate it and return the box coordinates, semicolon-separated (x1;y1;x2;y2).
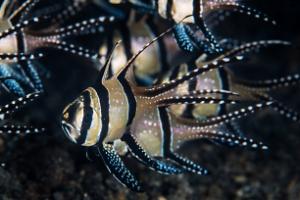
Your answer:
0;0;114;96
162;44;300;124
60;30;288;191
93;0;277;53
98;10;180;86
96;11;300;126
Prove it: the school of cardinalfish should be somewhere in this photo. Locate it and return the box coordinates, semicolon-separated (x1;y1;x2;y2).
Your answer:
0;0;299;192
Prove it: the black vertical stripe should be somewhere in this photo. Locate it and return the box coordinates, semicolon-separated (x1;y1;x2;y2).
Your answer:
118;76;136;126
146;17;170;76
118;25;137;126
217;68;237;133
169;65;180;80
182;63;197;118
77;91;93;144
106;29;115;78
158;107;172;156
166;0;173;19
120;25;133;60
218;68;229;115
95;84;110;143
193;0;206;36
16;32;25;53
16;32;29;76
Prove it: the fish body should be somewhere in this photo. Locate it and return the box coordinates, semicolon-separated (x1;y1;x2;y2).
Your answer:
61;37;289;191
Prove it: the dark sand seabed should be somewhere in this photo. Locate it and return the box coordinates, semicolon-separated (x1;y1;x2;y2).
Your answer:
0;0;300;199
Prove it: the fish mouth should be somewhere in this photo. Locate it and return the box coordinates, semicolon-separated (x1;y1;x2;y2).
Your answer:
61;120;78;143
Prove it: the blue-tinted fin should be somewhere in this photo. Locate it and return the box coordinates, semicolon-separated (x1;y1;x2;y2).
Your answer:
173;24;219;54
122;133;184;175
97;143;143;192
24;61;43;92
0;66;25;96
2;79;25;96
173;24;195;52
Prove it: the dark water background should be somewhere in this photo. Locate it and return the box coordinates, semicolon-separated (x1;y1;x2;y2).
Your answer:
0;0;300;199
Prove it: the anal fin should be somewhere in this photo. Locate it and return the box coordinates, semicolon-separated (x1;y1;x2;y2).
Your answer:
122;133;184;175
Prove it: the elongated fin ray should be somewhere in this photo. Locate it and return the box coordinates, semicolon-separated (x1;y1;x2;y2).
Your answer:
0;124;45;135
9;0;39;21
52;41;99;60
155;95;240;107
271;101;300;122
193;0;222;52
189;130;269;150
96;41;122;83
0;15;49;40
166;153;208;175
206;1;276;25
51;0;88;25
257;95;300;122
0;92;41;118
196;101;274;128
189;89;239;96
143;40;290;96
51;16;115;38
116;16;192;79
0;52;44;61
234;73;300;92
19;0;41;21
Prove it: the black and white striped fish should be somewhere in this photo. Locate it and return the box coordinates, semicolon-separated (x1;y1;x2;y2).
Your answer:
92;0;276;53
61;30;288;191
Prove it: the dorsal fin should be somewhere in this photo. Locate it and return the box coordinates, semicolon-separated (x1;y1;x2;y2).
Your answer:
115;15;192;80
98;40;122;84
